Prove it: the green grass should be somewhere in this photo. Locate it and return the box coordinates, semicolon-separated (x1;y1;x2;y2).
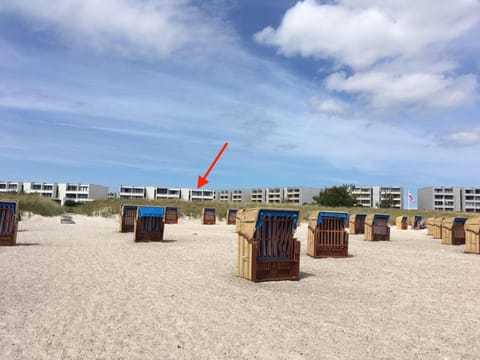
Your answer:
1;192;476;224
0;192;64;217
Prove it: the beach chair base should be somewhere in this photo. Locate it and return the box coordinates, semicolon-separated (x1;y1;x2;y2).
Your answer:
134;217;165;242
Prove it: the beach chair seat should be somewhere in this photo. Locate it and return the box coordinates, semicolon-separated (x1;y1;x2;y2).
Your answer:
364;214;390;241
395;216;408;230
134;206;165;242
307;211;349;258
412;216;423;230
226;209;238;225
164;207;179;224
465;217;480;254
349;214;366;234
441;217;467;245
0;200;18;246
237;208;300;282
120;204;138;232
201;208;216;225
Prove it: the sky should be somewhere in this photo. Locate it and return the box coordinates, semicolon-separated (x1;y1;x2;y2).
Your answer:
1;0;479;198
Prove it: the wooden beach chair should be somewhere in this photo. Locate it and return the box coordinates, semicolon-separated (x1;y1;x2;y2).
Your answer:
364;214;390;241
432;217;445;239
395;216;408;230
307;211;349;258
134;206;165;242
348;213;366;234
164;207;179;224
226;209;238;225
465;217;480;254
426;217;435;235
201;207;216;225
235;209;245;233
0;200;18;246
412;215;424;230
237;208;300;282
441;217;467;245
120;204;138;232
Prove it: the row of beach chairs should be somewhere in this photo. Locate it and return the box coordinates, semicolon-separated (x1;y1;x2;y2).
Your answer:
426;216;480;253
236;209;393;282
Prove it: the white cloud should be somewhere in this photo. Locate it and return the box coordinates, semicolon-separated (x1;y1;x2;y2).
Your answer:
442;128;480;146
255;0;480;69
309;96;349;114
325;71;477;110
255;0;480;112
0;0;233;58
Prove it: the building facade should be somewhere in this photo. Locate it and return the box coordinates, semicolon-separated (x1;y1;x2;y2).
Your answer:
418;186;466;212
214;187;321;204
351;186;404;209
57;183;109;205
462;188;480;213
0;181;23;193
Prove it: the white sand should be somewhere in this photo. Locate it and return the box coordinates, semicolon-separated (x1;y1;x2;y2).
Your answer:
1;215;480;359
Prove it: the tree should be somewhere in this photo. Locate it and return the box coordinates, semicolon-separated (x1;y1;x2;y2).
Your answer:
63;200;77;208
379;194;395;208
313;185;357;207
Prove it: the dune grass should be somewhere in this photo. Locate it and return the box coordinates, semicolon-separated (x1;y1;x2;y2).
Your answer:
1;192;476;223
0;192;64;217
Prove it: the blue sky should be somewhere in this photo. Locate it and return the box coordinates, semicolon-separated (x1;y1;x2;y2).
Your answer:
1;0;479;196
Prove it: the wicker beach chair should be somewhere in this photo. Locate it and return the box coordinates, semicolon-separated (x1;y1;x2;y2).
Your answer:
235;209;245;233
441;217;467;245
348;213;366;234
412;215;424;230
432;217;445;239
364;214;390;241
307;211;349;258
226;209;238;225
395;216;408;230
164;207;179;224
426;217;435;235
201;207;216;225
0;200;18;246
134;206;165;242
465;217;480;254
237;208;300;282
120;204;138;232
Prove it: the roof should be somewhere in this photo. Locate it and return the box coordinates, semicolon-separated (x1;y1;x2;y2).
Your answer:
238;208;300;241
308;211;349;229
365;213;390;225
465;217;480;234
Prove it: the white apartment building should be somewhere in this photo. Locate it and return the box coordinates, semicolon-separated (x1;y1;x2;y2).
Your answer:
1;180;108;204
23;182;58;199
118;185;147;199
251;189;265;203
57;183;109;205
117;185;214;202
351;186;404;209
214;187;321;204
462;188;480;213
155;187;181;200
351;186;373;207
0;181;23;193
186;188;215;201
418;187;462;212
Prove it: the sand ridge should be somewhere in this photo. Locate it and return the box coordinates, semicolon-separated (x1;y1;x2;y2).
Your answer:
1;215;480;359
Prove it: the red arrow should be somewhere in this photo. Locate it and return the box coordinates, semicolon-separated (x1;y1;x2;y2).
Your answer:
197;142;229;188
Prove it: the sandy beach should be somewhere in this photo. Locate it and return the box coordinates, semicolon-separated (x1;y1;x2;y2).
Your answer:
1;215;480;359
